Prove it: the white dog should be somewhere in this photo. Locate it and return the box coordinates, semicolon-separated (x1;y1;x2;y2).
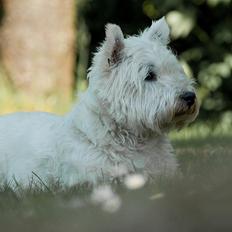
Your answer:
0;17;199;187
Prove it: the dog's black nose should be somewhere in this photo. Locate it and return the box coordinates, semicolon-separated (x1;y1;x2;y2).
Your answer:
180;92;196;107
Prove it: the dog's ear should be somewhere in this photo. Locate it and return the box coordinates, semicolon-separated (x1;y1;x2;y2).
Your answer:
104;23;124;66
146;17;170;45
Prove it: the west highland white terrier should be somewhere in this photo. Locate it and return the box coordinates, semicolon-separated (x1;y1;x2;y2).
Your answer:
0;17;199;187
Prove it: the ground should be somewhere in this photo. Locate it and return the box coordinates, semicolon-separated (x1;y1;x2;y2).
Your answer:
0;124;232;232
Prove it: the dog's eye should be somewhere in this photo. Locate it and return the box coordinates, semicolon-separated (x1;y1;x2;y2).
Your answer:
145;71;157;81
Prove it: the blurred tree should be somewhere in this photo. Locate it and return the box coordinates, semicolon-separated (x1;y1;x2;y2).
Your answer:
0;0;76;99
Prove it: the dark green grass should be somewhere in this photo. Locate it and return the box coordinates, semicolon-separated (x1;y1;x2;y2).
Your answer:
0;135;232;232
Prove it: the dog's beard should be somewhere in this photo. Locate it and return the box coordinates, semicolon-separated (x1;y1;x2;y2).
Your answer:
156;100;199;132
172;100;199;128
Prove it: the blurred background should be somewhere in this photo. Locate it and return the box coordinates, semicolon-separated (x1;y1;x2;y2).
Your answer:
0;0;231;128
0;2;232;230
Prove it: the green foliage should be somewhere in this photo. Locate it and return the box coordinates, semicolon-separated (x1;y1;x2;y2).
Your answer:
76;0;232;120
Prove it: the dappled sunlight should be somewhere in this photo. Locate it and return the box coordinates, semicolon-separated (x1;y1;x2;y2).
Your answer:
167;11;195;38
0;89;72;114
0;71;73;114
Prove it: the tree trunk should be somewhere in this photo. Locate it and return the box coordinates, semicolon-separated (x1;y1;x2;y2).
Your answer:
0;0;76;99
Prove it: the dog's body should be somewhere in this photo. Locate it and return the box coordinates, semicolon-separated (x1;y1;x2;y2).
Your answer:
0;18;199;186
0;100;175;186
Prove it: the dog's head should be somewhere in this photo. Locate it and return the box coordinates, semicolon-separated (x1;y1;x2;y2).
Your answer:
88;17;199;134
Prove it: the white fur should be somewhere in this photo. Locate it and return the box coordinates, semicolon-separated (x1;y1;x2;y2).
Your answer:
0;18;199;187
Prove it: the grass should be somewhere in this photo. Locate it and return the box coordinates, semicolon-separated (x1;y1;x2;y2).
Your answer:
0;132;232;232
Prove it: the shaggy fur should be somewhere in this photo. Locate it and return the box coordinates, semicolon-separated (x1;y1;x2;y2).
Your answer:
0;17;199;186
